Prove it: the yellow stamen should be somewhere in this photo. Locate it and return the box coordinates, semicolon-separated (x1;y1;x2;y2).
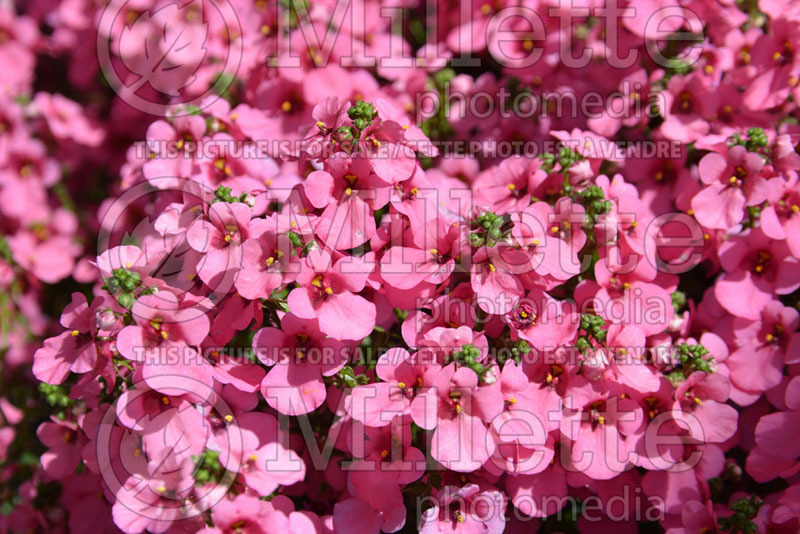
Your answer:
324;287;333;295
281;101;292;112
397;382;406;389
161;396;169;405
71;330;80;336
224;414;233;422
381;449;389;458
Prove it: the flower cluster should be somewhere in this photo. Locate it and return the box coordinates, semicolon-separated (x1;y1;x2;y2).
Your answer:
2;0;800;534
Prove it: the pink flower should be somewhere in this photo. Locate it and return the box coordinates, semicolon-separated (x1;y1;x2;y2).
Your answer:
419;484;506;534
347;348;433;427
115;292;212;394
691;145;767;230
37;418;86;480
33;292;105;385
340;423;425;533
425;364;503;472
303;163;381;251
506;288;579;351
187;201;252;293
727;301;800;395
714;228;800;320
197;494;289;534
142;113;207;183
217;412;306;496
742;18;800;110
253;312;347;415
235;217;295;299
33;92;104;147
379;216;462;290
287;249;376;341
560;392;643;480
673;372;738;443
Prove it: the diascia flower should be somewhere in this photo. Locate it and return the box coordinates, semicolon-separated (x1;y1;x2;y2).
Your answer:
15;1;800;533
287;249;376;340
115;292;212;394
253;311;349;415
